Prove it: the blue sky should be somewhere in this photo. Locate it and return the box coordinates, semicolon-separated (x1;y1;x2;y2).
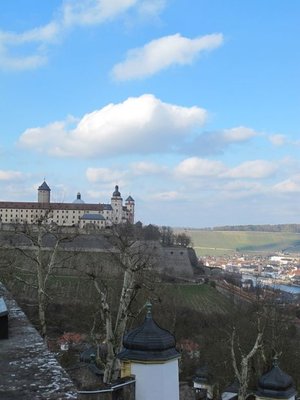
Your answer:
1;0;300;228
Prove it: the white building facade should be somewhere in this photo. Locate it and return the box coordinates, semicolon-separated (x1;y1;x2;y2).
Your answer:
0;182;134;229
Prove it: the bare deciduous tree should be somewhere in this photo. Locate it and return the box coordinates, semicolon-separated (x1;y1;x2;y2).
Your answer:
87;224;158;383
11;214;78;339
230;318;263;400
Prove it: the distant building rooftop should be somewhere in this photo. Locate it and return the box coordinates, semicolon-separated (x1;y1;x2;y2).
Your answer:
81;214;106;221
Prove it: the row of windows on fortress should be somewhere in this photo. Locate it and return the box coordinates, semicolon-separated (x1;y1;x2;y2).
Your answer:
0;208;128;225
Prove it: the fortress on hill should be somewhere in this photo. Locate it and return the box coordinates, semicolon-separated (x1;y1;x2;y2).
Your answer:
0;181;135;229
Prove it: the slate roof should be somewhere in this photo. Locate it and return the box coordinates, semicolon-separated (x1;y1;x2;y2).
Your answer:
256;358;297;399
38;181;51;191
102;204;113;210
126;196;134;202
81;214;105;221
118;303;179;362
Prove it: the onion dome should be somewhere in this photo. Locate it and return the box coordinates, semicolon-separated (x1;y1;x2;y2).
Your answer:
38;181;50;191
112;185;121;197
73;192;85;204
118;302;179;362
257;358;297;399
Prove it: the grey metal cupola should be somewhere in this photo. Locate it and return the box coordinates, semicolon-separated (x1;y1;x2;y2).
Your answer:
256;357;297;400
118;302;179;362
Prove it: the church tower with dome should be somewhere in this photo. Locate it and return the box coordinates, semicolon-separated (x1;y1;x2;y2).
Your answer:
111;185;123;224
118;302;180;400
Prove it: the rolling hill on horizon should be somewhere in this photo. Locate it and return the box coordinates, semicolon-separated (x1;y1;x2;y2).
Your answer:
174;228;300;256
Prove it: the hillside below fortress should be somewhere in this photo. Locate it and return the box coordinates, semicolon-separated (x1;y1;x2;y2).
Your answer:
0;230;195;280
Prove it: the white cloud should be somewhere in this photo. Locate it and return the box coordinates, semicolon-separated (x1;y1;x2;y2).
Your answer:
222;160;277;179
0;23;60;70
0;22;60;45
175;157;225;178
150;191;186;201
137;0;166;18
61;0;138;27
0;22;60;70
269;134;287;146
112;33;223;80
273;175;300;193
19;94;207;157
86;167;127;183
268;134;300;148
187;126;259;156
131;161;167;175
222;126;258;142
0;47;47;70
174;158;278;181
219;180;265;200
19;120;71;155
0;0;166;71
0;170;23;181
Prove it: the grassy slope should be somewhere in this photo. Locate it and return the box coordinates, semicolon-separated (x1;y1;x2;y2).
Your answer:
175;229;300;256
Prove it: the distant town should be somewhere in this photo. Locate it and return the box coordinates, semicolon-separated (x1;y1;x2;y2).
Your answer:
202;252;300;295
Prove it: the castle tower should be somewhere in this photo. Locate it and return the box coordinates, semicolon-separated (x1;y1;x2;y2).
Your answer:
38;181;51;204
256;357;297;400
125;195;135;223
118;302;180;400
111;185;123;224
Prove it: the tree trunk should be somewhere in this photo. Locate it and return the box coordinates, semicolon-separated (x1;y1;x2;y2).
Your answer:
231;327;263;400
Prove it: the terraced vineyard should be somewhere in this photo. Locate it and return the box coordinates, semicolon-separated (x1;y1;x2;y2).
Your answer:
166;283;232;314
8;271;231;318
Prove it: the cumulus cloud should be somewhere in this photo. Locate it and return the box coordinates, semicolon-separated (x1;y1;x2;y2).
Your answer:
175;157;225;178
19;94;207;157
0;170;23;181
112;33;223;80
222;160;277;179
18;120;71;155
